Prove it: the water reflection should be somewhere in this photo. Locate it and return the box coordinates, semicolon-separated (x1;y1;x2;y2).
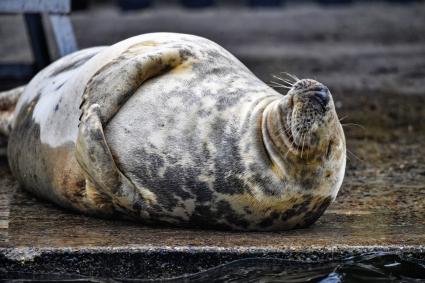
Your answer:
1;253;424;282
169;253;425;282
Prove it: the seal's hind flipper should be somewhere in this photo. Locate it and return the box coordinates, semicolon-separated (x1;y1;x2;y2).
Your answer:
76;45;191;214
0;85;25;137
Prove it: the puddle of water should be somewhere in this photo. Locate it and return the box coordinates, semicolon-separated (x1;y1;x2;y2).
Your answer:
169;253;425;283
1;253;424;282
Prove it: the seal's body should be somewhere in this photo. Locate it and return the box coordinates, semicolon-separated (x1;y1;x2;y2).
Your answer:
5;33;346;231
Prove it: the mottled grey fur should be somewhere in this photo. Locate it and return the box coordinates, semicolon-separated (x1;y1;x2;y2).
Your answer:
5;33;346;231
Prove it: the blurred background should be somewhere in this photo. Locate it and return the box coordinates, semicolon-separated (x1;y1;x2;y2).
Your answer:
1;0;425;94
0;0;425;187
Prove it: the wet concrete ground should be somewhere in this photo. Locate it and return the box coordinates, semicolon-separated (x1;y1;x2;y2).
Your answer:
0;1;424;279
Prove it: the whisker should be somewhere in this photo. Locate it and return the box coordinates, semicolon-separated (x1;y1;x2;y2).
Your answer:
284;139;297;159
269;85;292;90
307;141;310;160
282;79;295;86
342;123;366;130
346;154;352;162
347;149;364;163
268;81;292;89
284;148;291;159
272;75;294;87
275;126;293;138
275;122;303;136
280;79;295;86
280;72;300;83
301;134;306;158
339;115;349;122
268;81;284;86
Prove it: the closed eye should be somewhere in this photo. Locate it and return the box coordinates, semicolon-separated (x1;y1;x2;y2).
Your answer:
326;140;333;159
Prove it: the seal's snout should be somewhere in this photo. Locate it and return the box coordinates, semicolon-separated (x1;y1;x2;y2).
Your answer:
289;79;333;114
276;78;337;155
311;87;330;108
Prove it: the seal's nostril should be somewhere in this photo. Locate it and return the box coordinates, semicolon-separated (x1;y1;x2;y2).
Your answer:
314;90;330;107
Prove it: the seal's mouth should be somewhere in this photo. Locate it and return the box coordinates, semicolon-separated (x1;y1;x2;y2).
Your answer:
281;109;325;157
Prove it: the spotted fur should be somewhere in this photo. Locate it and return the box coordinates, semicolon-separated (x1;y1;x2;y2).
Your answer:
7;33;346;231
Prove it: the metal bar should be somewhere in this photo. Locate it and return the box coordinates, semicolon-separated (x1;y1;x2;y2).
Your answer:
0;0;70;14
24;13;51;71
49;14;78;57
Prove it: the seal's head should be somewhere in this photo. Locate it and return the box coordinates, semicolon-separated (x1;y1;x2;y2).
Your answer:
265;77;346;197
282;79;341;157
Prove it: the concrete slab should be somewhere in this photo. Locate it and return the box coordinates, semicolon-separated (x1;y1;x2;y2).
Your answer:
0;2;424;279
0;91;424;278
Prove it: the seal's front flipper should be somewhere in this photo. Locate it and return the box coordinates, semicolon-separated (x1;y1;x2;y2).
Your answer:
76;45;191;214
80;46;189;125
76;104;153;215
0;85;25;137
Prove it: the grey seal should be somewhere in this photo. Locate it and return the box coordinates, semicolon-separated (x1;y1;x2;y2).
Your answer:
1;33;346;231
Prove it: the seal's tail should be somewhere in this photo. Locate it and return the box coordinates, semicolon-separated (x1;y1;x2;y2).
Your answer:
0;85;25;137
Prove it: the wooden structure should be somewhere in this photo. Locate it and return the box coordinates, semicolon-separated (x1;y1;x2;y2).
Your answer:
0;0;78;79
